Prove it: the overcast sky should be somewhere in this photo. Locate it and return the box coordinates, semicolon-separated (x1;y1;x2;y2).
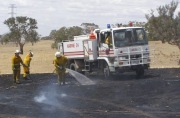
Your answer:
0;0;179;37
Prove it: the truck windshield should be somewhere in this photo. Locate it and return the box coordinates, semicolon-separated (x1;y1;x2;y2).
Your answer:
113;28;148;47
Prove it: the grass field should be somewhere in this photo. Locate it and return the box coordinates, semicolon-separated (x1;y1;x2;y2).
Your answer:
149;41;180;68
0;40;179;74
0;40;56;74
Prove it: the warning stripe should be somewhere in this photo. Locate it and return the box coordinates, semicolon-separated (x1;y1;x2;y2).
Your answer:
64;51;83;53
64;50;115;56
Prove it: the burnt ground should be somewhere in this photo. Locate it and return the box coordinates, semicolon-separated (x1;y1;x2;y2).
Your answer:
0;68;180;118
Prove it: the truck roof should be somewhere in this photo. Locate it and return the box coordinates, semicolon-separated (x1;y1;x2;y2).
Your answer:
73;35;89;40
100;27;143;32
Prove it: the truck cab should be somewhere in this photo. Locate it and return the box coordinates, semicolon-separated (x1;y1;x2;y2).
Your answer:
98;27;150;77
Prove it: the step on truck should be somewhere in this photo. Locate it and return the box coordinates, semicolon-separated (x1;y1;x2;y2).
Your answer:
58;25;150;78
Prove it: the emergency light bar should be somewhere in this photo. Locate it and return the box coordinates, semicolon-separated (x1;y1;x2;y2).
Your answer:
107;24;111;28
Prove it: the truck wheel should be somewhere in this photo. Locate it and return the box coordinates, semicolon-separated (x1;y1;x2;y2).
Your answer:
136;66;144;78
70;63;77;71
70;63;85;74
104;64;111;79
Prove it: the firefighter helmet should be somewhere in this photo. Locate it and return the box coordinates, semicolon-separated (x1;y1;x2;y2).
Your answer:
55;51;61;57
15;50;20;54
30;52;33;57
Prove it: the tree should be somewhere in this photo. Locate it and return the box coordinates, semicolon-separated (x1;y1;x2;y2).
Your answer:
50;26;83;49
50;23;99;49
4;16;39;54
81;23;99;34
145;0;180;49
0;33;11;45
67;26;84;39
26;30;39;46
49;30;57;40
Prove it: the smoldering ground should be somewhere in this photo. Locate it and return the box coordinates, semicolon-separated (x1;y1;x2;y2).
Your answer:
34;84;65;107
33;70;97;117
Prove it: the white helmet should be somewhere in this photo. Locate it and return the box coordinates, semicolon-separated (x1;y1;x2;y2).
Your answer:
55;51;61;57
15;50;20;54
30;52;34;57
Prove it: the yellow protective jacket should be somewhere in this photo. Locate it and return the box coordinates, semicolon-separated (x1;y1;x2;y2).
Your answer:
105;35;112;46
12;55;23;70
23;54;32;72
53;55;68;72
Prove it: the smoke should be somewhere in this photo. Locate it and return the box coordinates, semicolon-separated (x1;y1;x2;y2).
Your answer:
33;69;95;114
34;84;67;108
34;93;46;103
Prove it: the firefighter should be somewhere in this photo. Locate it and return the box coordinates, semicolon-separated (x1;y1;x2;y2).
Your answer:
12;50;26;84
105;32;112;47
53;51;68;85
23;51;33;80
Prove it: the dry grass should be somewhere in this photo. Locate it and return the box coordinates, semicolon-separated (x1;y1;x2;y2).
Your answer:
0;40;56;74
0;40;179;74
149;41;180;68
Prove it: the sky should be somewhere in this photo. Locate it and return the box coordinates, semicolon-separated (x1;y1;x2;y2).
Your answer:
0;0;179;37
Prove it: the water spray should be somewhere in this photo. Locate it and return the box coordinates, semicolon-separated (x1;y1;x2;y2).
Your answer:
66;68;95;85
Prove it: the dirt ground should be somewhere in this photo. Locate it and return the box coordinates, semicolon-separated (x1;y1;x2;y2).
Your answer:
0;68;179;118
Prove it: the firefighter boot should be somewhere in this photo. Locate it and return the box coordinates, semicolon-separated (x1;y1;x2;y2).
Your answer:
16;80;21;84
23;76;27;80
57;78;61;85
62;79;66;85
23;76;30;80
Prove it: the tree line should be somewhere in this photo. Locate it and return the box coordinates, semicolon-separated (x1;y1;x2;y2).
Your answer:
1;0;180;53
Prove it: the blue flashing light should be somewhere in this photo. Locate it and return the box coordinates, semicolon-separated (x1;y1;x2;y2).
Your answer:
107;24;111;28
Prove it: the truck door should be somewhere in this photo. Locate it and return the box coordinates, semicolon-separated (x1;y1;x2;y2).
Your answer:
99;31;111;56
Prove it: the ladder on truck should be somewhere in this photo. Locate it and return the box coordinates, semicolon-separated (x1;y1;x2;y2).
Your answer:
83;61;91;71
82;41;91;72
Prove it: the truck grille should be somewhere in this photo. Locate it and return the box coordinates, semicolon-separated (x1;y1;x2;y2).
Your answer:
130;54;141;59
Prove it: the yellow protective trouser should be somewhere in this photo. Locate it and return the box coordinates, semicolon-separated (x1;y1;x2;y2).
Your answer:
56;69;66;85
23;66;29;78
13;70;20;82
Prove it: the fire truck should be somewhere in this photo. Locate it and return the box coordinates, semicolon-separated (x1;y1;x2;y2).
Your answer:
58;26;150;78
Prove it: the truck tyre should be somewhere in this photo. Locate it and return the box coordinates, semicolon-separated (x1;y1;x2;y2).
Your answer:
70;63;77;71
136;65;144;78
103;63;111;79
70;63;85;74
